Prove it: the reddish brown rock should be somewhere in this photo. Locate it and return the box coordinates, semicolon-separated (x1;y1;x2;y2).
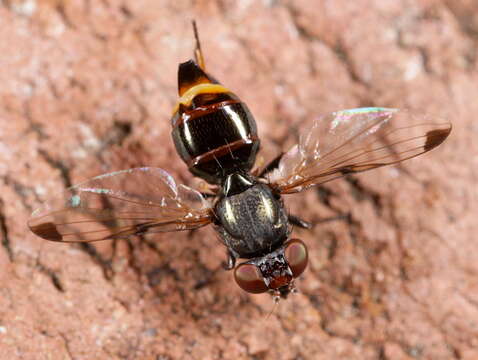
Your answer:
0;1;476;359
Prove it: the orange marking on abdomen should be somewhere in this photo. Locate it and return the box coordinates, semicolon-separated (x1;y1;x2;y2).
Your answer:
172;83;231;115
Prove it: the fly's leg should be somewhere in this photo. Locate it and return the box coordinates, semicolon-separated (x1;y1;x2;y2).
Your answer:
200;192;216;199
288;214;313;229
197;179;217;199
222;250;237;270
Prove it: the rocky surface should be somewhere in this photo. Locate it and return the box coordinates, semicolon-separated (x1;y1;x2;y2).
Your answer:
0;0;476;359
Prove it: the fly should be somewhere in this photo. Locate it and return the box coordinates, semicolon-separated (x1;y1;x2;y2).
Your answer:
28;21;452;301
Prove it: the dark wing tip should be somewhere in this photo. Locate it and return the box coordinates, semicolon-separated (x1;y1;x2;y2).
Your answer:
28;221;63;242
424;126;452;152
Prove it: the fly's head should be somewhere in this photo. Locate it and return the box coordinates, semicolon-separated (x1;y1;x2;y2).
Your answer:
233;238;308;301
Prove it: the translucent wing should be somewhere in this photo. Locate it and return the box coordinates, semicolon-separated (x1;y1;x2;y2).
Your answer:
268;108;451;194
28;167;213;242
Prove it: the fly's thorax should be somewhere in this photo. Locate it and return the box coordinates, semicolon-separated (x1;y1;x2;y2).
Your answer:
214;173;289;259
171;60;259;184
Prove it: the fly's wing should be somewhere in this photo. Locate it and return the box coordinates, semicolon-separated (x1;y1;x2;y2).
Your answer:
267;108;451;194
28;167;213;242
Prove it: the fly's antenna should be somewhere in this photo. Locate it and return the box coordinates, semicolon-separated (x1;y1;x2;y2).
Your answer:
192;20;206;71
263;295;280;323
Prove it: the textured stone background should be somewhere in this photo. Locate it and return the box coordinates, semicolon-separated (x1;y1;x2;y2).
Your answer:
0;0;476;359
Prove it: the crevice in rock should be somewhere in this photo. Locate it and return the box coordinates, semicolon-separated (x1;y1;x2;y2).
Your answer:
344;175;383;216
0;200;13;261
55;2;76;29
36;261;65;292
60;333;74;360
79;242;114;279
38;150;73;188
3;175;37;212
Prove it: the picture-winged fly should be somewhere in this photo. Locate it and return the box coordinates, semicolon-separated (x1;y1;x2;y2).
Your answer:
28;22;452;300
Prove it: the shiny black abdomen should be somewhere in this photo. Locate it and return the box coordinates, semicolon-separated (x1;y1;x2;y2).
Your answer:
214;183;289;259
171;102;260;184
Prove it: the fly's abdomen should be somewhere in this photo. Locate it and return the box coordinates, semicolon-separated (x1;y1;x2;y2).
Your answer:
171;60;259;184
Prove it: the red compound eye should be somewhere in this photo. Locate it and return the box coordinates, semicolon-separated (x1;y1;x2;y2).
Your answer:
284;238;308;277
234;263;268;294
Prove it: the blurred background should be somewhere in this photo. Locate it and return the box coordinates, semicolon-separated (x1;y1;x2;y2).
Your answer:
0;1;476;359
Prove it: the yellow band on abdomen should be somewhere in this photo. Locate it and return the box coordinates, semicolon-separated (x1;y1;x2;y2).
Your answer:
172;83;231;114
